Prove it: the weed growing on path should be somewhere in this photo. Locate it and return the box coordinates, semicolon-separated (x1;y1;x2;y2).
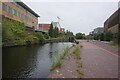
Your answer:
73;47;80;59
50;47;69;71
73;45;84;78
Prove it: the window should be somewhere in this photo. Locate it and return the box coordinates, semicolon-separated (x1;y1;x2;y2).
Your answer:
12;2;26;12
18;11;20;18
13;9;17;16
20;13;22;19
8;6;12;14
2;3;7;11
13;2;18;6
25;15;28;21
21;14;24;19
23;14;25;19
28;11;36;18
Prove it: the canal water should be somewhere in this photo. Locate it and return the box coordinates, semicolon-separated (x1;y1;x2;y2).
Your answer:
3;42;73;78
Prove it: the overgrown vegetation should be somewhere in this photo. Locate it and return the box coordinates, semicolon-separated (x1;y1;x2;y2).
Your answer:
88;31;119;46
93;32;113;41
75;33;86;39
48;23;75;42
48;23;59;38
73;45;84;78
2;17;46;47
50;47;69;71
73;47;80;59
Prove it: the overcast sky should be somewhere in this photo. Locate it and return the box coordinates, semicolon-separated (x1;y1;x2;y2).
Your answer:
22;1;119;35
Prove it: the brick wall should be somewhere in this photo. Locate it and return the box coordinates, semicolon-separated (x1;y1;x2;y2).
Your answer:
38;24;50;32
1;2;38;29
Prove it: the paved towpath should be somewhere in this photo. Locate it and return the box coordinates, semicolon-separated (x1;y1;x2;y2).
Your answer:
49;40;118;78
48;45;82;78
80;40;118;78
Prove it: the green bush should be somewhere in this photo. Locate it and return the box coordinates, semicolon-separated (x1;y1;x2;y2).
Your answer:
43;33;49;39
93;34;99;40
99;33;104;41
2;17;26;46
104;32;113;41
2;17;45;47
75;33;85;39
34;32;45;43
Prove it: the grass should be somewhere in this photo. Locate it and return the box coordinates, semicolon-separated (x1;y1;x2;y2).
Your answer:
73;46;80;59
73;45;84;78
72;43;76;47
76;69;84;78
110;41;119;48
50;47;69;71
80;45;83;48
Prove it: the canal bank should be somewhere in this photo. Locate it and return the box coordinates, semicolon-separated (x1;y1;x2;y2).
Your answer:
49;43;83;78
2;17;74;48
2;37;73;48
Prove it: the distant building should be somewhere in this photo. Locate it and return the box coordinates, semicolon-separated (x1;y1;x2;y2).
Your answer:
1;1;40;31
37;23;51;33
51;21;61;28
93;27;104;34
37;21;65;33
59;28;65;33
51;21;65;33
104;8;119;36
89;27;104;35
89;31;94;35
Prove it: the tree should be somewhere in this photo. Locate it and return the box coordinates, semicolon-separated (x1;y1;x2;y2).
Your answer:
66;30;74;36
104;32;113;41
93;34;99;40
75;33;84;39
99;33;104;41
56;27;59;37
49;23;54;37
54;27;59;38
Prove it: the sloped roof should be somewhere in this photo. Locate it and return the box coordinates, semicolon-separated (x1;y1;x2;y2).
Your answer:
51;22;61;28
17;2;40;17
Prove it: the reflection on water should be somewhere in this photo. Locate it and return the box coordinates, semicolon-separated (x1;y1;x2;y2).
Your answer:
3;42;72;78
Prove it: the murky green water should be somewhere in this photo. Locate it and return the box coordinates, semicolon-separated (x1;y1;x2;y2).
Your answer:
3;42;72;78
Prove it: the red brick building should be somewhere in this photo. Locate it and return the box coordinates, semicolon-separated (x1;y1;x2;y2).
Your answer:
37;22;65;33
1;1;40;31
38;24;51;33
59;28;65;33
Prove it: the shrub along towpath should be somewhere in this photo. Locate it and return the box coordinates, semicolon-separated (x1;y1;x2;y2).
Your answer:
48;43;83;78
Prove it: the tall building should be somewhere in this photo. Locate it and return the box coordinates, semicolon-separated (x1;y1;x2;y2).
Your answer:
1;1;40;30
104;8;119;36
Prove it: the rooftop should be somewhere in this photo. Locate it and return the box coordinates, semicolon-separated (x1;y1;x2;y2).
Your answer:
17;2;40;17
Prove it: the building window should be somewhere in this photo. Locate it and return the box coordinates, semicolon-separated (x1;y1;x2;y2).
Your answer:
2;3;7;11
8;6;12;14
14;2;26;11
25;15;28;21
21;14;24;19
20;13;22;19
22;14;25;19
18;11;20;18
23;14;26;19
13;9;17;16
